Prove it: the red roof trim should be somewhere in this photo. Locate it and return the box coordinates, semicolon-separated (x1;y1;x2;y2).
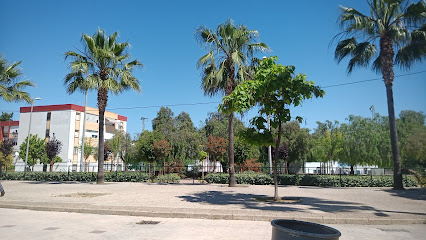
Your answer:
118;115;127;121
20;104;85;113
0;121;19;126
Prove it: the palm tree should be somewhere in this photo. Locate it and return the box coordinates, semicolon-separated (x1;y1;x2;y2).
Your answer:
333;0;425;190
195;19;269;187
65;29;142;184
0;56;34;104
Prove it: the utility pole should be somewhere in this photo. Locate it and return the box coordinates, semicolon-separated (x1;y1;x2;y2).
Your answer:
369;105;375;119
141;117;148;132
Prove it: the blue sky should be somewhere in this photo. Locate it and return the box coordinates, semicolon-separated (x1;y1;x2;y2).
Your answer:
1;0;425;137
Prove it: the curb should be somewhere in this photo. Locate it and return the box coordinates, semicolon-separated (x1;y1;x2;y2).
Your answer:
1;203;424;225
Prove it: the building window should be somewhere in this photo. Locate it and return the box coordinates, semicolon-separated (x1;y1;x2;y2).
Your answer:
45;129;50;138
76;112;80;120
73;147;79;155
47;112;51;121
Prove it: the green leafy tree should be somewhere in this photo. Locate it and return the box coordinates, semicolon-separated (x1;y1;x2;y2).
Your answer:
0;139;14;175
221;57;324;200
65;29;143;184
152;107;175;139
19;134;46;171
0;56;35;103
0;112;13;121
137;131;163;177
338;116;381;174
333;0;426;189
81;138;95;172
310;121;343;174
282;121;312;170
45;136;63;172
398;111;426;168
196;19;269;187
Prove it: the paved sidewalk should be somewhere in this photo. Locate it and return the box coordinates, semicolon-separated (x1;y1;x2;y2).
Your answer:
2;208;426;240
0;180;425;225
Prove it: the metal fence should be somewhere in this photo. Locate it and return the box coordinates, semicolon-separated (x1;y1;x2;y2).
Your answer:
5;162;424;177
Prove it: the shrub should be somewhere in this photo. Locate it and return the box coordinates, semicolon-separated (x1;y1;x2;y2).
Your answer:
153;173;180;183
204;173;419;187
0;171;148;182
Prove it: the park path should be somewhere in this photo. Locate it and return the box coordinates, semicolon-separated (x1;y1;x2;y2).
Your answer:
0;180;425;224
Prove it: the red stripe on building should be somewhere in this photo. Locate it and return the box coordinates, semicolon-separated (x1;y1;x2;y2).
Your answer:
0;121;19;126
20;104;85;113
117;115;127;121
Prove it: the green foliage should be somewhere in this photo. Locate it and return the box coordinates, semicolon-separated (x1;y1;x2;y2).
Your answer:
0;171;150;182
204;173;418;187
221;56;325;147
282;121;311;164
0;112;13;121
153;173;180;183
0;56;34;104
19;134;46;168
81;138;95;162
136;131;163;164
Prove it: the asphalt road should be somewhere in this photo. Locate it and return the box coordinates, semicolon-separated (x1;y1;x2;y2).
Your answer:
1;208;425;240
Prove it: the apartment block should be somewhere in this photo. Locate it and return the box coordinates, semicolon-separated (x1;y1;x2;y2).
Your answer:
15;104;127;172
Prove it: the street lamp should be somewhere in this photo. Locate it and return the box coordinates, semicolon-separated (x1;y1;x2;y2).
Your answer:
24;97;41;173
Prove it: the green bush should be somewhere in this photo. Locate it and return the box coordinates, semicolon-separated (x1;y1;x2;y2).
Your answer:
0;171;149;182
153;173;180;183
204;173;419;187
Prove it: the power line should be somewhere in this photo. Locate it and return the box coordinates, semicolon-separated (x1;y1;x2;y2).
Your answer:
1;70;424;113
321;70;426;89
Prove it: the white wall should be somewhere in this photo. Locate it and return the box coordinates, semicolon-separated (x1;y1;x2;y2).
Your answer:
49;110;73;165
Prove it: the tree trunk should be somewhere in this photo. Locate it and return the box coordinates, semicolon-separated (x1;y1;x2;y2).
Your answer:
97;87;108;184
380;35;403;190
350;165;354;175
49;160;54;172
201;160;204;179
43;164;47;172
273;120;283;201
228;112;236;187
386;83;403;189
212;156;217;173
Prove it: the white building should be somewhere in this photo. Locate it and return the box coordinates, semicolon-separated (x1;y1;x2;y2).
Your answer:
15;104;127;172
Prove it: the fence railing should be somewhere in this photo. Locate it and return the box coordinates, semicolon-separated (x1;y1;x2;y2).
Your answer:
6;163;424;178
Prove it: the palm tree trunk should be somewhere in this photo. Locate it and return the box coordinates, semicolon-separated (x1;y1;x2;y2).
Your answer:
380;35;403;190
97;87;108;184
273;120;283;201
228;112;236;187
386;83;403;189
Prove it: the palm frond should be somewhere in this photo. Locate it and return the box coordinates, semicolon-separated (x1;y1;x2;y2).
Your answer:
395;24;426;69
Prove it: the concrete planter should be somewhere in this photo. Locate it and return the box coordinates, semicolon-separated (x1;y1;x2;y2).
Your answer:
271;219;341;240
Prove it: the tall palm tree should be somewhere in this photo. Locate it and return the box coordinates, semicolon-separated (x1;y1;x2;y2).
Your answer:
65;29;142;184
196;19;269;187
333;0;425;190
0;56;34;104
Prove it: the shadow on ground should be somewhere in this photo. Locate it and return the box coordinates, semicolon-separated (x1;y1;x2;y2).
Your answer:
380;188;426;201
179;191;426;217
23;181;94;185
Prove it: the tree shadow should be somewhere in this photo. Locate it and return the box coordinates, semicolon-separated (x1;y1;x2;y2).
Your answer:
178;191;426;217
380;188;426;201
23;181;94;185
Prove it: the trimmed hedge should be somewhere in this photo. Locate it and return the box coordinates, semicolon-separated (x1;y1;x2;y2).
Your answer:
0;172;149;183
153;174;180;183
204;172;419;187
